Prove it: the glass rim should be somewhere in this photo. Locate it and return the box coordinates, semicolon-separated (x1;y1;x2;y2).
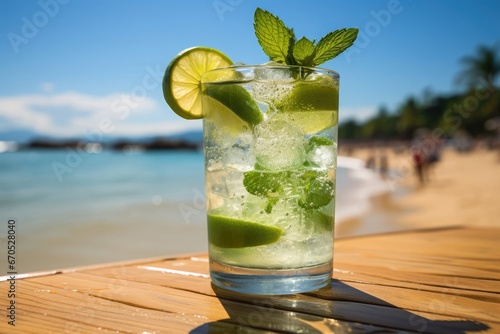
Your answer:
201;64;339;82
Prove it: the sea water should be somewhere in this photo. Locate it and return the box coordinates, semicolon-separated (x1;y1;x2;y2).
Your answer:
0;149;389;273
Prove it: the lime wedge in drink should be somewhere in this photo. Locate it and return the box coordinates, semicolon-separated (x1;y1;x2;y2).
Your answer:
204;84;263;127
305;136;334;152
272;110;337;134
163;47;233;119
276;79;339;134
202;96;250;136
283;83;339;111
208;214;282;248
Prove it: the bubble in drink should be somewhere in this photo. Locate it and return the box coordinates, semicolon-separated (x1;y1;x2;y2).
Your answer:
253;118;305;170
252;65;296;107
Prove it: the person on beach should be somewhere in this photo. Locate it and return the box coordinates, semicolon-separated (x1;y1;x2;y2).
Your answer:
424;138;442;181
411;147;426;186
411;130;428;186
365;146;376;170
379;149;389;179
410;128;443;185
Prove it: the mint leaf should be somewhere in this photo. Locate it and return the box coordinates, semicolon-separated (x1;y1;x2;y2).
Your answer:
243;170;286;197
293;37;316;66
243;166;334;212
305;136;334;153
254;8;296;64
265;197;279;214
254;8;358;66
243;169;288;213
312;28;359;66
298;171;335;209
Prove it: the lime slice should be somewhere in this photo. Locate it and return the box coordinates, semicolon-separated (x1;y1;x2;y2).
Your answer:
202;96;249;136
163;47;233;119
305;136;334;153
277;80;339;133
208;214;282;248
283;83;339;111
204;84;263;126
272;111;337;134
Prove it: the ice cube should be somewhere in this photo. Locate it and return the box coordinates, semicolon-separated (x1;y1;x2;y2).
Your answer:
224;143;255;171
205;147;223;172
308;144;337;168
254;64;296;81
252;66;296;107
253;117;305;170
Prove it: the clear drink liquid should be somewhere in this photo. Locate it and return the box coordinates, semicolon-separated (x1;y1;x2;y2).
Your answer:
202;65;339;294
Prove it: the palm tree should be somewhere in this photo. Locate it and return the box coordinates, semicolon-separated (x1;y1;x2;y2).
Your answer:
456;43;500;92
397;97;424;138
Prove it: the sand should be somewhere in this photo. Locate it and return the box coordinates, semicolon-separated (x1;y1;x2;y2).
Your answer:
335;146;500;238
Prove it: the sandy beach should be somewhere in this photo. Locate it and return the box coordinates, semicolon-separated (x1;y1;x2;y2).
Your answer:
336;146;500;238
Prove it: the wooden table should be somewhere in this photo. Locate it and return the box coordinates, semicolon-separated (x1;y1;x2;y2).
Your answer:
1;226;499;333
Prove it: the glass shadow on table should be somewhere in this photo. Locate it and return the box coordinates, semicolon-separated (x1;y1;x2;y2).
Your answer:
189;279;489;334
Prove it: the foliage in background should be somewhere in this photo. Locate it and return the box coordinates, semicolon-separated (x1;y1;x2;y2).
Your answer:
339;43;500;141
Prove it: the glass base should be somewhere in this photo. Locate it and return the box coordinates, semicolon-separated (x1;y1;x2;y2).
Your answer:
210;259;332;295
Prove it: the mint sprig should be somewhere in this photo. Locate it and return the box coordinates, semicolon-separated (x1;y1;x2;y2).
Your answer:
293;37;316;66
243;170;287;197
297;171;335;209
254;8;358;67
253;8;296;64
243;169;289;213
243;167;334;213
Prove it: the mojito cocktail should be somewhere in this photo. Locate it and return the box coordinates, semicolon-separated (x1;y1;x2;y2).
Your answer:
161;7;357;294
202;65;338;294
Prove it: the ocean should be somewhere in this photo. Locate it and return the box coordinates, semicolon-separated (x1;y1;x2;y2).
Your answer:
0;150;390;274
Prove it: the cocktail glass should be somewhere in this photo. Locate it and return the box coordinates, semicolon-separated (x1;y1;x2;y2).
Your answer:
201;65;339;295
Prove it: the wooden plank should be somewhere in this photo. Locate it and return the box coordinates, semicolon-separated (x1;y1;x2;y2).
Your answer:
84;259;500;324
335;228;500;280
332;263;500;294
80;264;498;332
1;227;498;333
1;273;415;334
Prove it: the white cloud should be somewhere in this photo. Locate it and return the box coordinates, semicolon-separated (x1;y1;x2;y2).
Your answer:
339;106;377;123
2;92;374;137
0;91;159;137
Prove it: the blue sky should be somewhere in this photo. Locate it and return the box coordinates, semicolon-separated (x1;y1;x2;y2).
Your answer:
1;0;499;139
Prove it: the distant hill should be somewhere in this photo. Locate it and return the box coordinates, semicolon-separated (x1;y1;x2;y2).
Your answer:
0;129;40;143
165;130;203;143
0;128;203;145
